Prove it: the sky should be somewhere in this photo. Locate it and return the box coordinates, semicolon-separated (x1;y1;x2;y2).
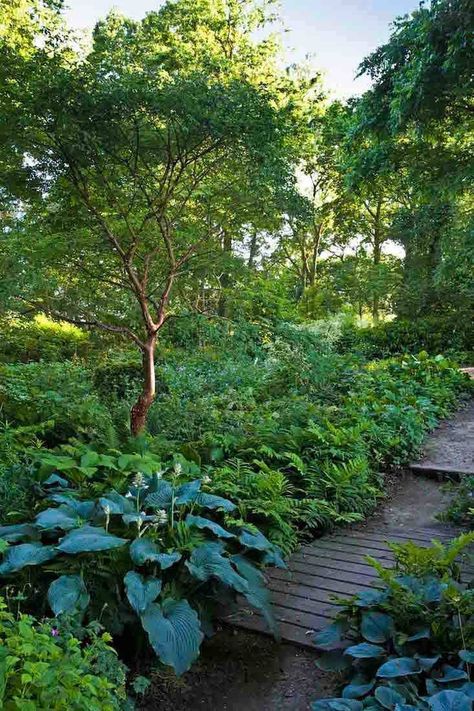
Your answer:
65;0;420;99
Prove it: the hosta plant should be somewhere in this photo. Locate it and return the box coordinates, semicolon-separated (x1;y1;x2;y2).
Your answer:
312;534;474;710
0;469;285;676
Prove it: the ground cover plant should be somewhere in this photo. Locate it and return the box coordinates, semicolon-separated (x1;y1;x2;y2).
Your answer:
313;534;474;710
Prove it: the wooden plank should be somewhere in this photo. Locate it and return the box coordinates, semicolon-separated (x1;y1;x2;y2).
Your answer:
269;567;380;594
287;559;378;582
291;553;381;577
269;590;334;617
301;539;394;560
347;529;453;545
268;578;350;606
294;545;395;569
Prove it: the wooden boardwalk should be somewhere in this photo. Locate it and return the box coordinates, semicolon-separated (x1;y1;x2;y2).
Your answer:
224;522;468;647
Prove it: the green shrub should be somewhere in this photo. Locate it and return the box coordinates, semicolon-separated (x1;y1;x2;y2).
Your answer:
0;315;90;364
438;477;474;528
0;598;127;710
313;534;474;710
0;465;284;676
0;362;117;448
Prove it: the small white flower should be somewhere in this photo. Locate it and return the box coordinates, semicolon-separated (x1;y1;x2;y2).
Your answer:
125;492;133;498
154;470;163;480
173;462;182;476
201;475;211;485
133;472;146;488
155;509;168;525
102;504;111;515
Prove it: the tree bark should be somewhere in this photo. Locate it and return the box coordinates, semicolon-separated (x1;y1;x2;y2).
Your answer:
217;230;232;317
130;335;156;436
372;198;383;324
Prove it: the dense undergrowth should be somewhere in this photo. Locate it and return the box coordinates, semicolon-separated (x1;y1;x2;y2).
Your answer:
0;315;472;703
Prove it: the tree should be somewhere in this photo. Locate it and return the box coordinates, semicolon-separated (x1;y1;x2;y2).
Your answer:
0;1;299;434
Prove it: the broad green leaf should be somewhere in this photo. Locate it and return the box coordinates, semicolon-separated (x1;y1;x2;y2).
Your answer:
48;575;90;616
344;643;385;658
0;543;58;574
377;658;421;678
124;571;161;614
140;599;203;675
314;621;347;650
57;526;127;554
35;507;79;531
231;554;277;636
316;651;353;673
49;495;96;519
354;589;388;607
434;665;468;684
185;542;248;593
144;481;173;509
459;650;474;664
0;524;38;543
239;529;273;551
195;492;236;512
428;690;472;711
185;514;234;539
129;539;181;570
375;686;406;709
361;611;394;643
175;480;201;505
99;491;134;515
342;675;375;699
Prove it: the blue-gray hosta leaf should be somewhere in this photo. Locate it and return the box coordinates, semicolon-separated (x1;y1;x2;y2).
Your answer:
354;589;388;607
342;675;374;700
129;539;181;570
262;546;287;569
428;690;473;711
314;621;348;650
56;526;127;554
185;515;234;539
377;658;421;678
344;642;385;658
35;507;80;531
124;571;162;614
361;611;394;643
375;686;406;709
49;495;96;519
315;651;353;673
459;650;474;664
99;491;135;515
0;542;58;574
174;480;201;505
239;529;273;552
434;665;469;684
195;492;236;512
406;627;431;641
48;574;90;616
417;655;440;671
311;699;363;710
140;599;203;676
144;481;173;510
185;542;248;593
231;554;277;636
43;474;70;488
0;523;38;543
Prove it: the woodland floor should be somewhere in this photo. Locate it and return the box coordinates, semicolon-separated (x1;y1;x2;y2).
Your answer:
138;404;473;711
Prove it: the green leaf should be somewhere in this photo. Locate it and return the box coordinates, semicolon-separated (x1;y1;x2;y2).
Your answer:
316;651;353;672
406;627;430;641
140;599;203;675
375;686;406;709
459;650;474;664
195;492;236;512
35;507;79;531
344;643;385;659
49;495;96;519
428;691;473;711
124;571;161;614
185;514;234;539
129;539;181;570
239;529;273;551
0;543;58;574
311;700;363;710
144;481;173;509
185;542;248;593
354;589;388;607
377;658;421;678
434;665;468;684
57;526;127;554
342;675;375;699
0;524;37;543
361;612;394;643
99;491;134;515
314;621;347;650
175;480;201;505
43;474;70;488
47;575;90;616
231;554;277;637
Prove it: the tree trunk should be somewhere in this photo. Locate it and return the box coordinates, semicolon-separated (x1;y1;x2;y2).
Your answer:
218;230;232;317
130;335;156;436
247;230;258;269
372;199;383;324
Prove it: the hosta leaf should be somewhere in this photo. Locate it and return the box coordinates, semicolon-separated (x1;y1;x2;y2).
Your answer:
48;575;90;616
458;682;474;699
185;542;248;593
314;621;348;650
43;474;70;488
0;524;38;543
185;515;234;539
195;492;236;512
311;699;363;710
129;539;181;570
99;491;134;515
140;599;203;675
406;628;430;642
239;529;273;551
316;651;353;672
124;571;161;614
174;480;201;505
0;543;57;574
375;686;406;709
57;526;127;554
262;547;287;569
35;507;79;531
344;643;385;659
361;612;394;643
428;690;473;711
417;655;440;671
354;589;388;607
49;495;96;519
231;554;277;636
459;650;474;664
144;481;173;509
434;665;468;684
342;675;375;699
377;658;421;678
